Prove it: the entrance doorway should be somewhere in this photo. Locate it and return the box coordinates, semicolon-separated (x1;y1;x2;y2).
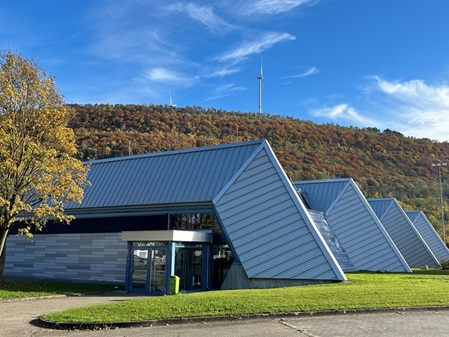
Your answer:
131;247;167;294
123;230;214;294
174;246;204;291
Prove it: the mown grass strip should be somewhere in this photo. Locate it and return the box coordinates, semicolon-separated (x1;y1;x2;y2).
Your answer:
42;271;449;323
0;280;120;299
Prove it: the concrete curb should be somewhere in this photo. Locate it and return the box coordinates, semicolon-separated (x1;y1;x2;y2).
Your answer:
1;294;68;303
37;305;449;330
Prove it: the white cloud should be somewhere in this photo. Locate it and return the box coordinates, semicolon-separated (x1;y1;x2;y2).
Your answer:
308;77;449;141
368;77;449;141
281;67;319;79
245;0;318;15
203;82;246;102
144;67;196;85
86;2;178;65
81;1;307;105
217;32;296;64
311;103;375;125
206;67;242;78
167;3;233;33
374;76;449;107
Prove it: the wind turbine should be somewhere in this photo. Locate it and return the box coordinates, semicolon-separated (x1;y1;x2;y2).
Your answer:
257;59;263;115
169;91;176;107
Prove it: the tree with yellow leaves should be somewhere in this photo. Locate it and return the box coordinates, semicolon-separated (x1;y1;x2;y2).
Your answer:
0;51;88;280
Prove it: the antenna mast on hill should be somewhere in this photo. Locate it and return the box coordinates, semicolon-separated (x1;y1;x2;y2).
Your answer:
257;59;263;115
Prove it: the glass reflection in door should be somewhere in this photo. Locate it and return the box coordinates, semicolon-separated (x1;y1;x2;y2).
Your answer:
131;247;167;294
149;248;167;294
131;249;148;291
175;246;203;291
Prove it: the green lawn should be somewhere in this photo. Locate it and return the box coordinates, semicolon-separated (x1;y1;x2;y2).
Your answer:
42;270;449;324
0;280;120;299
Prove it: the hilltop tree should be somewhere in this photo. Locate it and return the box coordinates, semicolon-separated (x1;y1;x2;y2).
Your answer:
0;51;88;280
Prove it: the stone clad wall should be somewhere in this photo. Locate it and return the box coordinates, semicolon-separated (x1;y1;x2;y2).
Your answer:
4;232;127;283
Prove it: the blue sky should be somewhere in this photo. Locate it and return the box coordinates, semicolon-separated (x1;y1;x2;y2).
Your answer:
3;0;449;141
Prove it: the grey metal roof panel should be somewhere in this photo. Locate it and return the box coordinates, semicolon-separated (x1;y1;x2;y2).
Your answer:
366;198;394;220
294;179;350;213
406;210;449;262
67;140;263;209
368;199;440;268
214;143;346;281
295;179;410;272
406;211;419;222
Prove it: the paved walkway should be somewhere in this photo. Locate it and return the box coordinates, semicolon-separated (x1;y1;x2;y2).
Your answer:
2;294;449;337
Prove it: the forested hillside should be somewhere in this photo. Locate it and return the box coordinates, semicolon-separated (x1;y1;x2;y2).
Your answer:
68;104;449;239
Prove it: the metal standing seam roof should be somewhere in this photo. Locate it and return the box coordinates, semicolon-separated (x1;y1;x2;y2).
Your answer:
405;210;449;262
294;179;411;273
66;140;263;210
368;198;441;268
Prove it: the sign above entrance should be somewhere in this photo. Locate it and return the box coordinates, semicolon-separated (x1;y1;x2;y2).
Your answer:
121;230;212;243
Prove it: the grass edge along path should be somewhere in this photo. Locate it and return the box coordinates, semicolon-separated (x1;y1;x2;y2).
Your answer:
0;280;120;300
42;271;449;324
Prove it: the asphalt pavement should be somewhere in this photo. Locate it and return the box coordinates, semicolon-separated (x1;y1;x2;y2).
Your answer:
2;293;449;337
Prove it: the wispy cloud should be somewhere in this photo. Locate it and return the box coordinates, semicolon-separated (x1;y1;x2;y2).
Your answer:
81;1;303;104
167;3;234;33
368;77;449;141
281;67;319;79
310;77;449;141
311;103;375;125
203;82;246;102
217;32;296;64
86;2;179;65
143;67;197;85
205;66;242;78
244;0;319;15
373;76;449;107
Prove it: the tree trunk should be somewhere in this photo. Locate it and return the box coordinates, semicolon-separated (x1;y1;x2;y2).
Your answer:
0;227;9;283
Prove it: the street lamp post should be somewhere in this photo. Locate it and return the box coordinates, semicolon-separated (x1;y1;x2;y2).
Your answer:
432;162;447;243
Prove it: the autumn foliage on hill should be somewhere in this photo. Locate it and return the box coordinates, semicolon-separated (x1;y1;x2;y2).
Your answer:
68;103;449;238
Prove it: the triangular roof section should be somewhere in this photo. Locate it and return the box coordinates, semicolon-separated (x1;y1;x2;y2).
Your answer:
295;179;411;272
405;210;449;262
68;140;263;210
368;198;441;268
213;141;346;281
70;140;346;282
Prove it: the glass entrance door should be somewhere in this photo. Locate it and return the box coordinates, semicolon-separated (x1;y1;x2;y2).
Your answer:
131;249;148;291
131;247;167;294
175;246;203;291
149;248;167;294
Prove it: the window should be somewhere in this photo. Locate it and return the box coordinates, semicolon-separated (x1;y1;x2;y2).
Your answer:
169;212;217;230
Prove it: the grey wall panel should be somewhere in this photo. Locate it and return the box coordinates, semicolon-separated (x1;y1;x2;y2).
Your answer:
215;145;345;281
406;211;449;262
328;185;409;272
295;179;410;272
4;233;127;283
369;199;440;268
